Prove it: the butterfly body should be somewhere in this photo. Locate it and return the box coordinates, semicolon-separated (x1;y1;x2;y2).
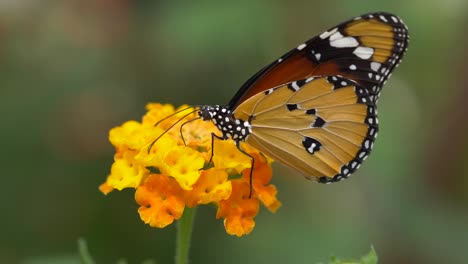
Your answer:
195;12;408;183
198;105;252;142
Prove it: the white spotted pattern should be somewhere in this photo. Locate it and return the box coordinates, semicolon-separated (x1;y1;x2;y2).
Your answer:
330;35;359;48
314;53;321;61
370;62;381;72
319;27;338;39
308;143;317;154
291;82;300;91
353;46;374;59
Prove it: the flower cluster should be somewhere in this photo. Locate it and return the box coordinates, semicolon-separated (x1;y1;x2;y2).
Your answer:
100;103;281;236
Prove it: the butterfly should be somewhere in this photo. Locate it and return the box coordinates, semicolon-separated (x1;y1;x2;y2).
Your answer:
158;12;409;187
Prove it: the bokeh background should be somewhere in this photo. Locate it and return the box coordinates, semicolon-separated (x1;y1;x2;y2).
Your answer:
2;1;467;263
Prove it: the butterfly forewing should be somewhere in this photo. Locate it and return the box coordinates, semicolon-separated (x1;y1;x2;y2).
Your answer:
234;76;378;183
229;12;409;108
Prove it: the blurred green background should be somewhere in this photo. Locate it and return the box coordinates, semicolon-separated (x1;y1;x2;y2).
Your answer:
2;1;467;263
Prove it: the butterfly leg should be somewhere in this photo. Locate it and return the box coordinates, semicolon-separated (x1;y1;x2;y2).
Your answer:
235;142;255;198
200;133;225;171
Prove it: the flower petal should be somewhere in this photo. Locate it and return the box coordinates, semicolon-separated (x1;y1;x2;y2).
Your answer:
216;180;259;237
135;174;185;228
213;140;252;173
106;152;148;190
160;147;205;190
242;153;281;212
185;168;232;207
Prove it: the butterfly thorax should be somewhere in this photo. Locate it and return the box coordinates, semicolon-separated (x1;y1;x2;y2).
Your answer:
198;105;252;143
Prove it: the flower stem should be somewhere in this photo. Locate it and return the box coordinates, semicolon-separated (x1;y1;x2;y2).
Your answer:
175;207;196;264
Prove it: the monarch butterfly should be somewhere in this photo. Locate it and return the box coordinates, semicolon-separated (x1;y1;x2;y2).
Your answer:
154;12;409;188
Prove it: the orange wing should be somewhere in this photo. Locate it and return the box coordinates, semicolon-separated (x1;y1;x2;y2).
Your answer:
234;76;378;183
229;12;409;109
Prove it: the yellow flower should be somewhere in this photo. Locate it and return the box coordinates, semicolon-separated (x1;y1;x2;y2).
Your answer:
100;103;281;236
106;154;148;190
212;140;252;174
160;146;205;190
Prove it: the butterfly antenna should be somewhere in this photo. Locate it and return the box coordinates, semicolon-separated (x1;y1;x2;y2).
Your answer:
179;116;202;146
153;106;195;127
147;109;198;153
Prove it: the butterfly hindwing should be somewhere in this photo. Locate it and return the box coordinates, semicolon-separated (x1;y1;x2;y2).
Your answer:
234;76;378;183
229;12;409;109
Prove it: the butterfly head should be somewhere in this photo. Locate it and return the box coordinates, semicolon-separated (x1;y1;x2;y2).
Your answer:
199;105;252;142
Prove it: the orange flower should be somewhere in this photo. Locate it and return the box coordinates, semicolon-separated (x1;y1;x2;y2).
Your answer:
242;153;281;213
216;180;259;237
100;103;281;236
136;174;185;228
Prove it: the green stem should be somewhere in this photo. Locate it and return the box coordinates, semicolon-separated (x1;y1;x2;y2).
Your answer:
175;207;196;264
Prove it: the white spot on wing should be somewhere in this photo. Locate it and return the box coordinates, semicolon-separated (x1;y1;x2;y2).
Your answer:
353;46;374;59
314;53;321;61
370;62;381;72
379;15;388;22
330;36;359;48
297;43;307;50
391;16;398;23
308;143;316;153
364;140;370;149
291;82;300;91
329;31;344;41
319;28;338;39
349;64;357;70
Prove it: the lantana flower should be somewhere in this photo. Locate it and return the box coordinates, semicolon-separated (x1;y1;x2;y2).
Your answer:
100;103;281;236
